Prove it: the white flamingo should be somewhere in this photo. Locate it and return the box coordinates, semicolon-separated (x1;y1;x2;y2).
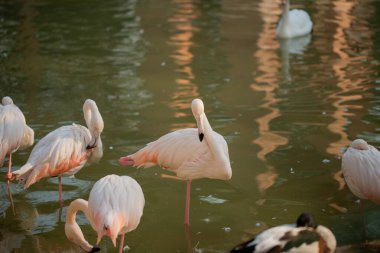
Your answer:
119;98;232;226
0;96;34;184
230;213;336;253
65;174;145;253
342;139;380;204
276;0;313;39
11;99;103;206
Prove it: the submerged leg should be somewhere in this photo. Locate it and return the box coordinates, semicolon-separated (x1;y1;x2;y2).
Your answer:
118;234;125;253
6;182;15;216
184;180;191;226
58;176;63;207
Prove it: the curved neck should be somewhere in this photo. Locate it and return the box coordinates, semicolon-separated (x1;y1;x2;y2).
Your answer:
201;114;218;151
83;103;103;139
66;199;90;224
282;1;290;23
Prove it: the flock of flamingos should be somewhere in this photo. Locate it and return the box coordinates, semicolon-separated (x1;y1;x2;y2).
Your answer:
2;1;380;253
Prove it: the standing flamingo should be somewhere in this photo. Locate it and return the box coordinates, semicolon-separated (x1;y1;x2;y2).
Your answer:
11;99;103;206
119;98;232;226
65;174;145;253
342;139;380;204
276;0;313;39
0;96;34;185
230;213;336;253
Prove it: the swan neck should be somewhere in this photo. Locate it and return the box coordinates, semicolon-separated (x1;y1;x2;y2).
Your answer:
283;2;290;22
66;199;90;224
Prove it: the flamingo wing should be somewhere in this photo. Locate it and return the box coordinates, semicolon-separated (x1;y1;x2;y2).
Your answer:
342;144;380;203
13;124;92;187
129;129;210;172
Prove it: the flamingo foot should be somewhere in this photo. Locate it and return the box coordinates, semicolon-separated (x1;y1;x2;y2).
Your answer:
119;156;135;166
5;172;15;181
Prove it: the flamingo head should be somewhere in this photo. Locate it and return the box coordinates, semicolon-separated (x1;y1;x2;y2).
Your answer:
350;139;369;150
2;96;13;105
98;214;124;247
191;99;205;142
65;222;100;253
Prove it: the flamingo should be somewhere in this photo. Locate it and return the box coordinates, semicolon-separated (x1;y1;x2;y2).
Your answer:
11;99;103;206
0;96;34;185
65;174;145;253
119;98;232;226
276;0;313;39
230;213;336;253
342;139;380;205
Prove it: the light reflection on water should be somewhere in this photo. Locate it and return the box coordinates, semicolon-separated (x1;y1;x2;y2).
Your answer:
1;0;380;252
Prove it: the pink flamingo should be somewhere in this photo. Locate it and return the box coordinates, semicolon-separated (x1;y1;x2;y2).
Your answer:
0;96;34;185
119;98;232;226
65;174;145;253
11;99;103;206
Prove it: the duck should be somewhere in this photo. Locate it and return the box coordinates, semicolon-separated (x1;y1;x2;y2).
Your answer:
230;213;336;253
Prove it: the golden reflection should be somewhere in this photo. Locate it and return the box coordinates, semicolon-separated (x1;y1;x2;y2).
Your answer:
250;0;287;193
322;0;373;190
167;0;200;130
326;0;358;157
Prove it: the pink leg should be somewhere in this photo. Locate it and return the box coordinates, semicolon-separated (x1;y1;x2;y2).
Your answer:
6;154;12;184
184;180;191;226
58;176;63;207
118;234;125;253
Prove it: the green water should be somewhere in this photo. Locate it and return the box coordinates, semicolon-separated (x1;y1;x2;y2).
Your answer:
1;0;380;252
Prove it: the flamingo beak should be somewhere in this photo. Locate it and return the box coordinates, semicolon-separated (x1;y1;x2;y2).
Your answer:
111;235;117;247
88;247;101;253
199;133;204;142
197;114;205;142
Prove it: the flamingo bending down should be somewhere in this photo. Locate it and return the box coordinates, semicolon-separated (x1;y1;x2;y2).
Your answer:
0;96;34;184
230;213;336;253
65;174;145;253
11;99;103;206
119;98;232;226
276;0;313;39
342;139;380;204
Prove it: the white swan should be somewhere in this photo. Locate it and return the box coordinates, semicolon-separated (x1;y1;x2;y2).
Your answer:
276;0;313;39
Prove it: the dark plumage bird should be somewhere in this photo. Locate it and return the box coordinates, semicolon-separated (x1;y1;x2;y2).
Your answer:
230;213;336;253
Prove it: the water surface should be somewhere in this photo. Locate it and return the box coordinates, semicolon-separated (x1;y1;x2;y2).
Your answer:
1;0;380;252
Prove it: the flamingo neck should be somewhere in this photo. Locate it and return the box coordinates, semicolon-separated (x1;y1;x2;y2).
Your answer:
83;102;103;140
66;199;90;224
201;114;220;156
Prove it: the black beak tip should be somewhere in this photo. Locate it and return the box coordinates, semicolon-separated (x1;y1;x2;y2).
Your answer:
89;247;101;253
199;133;204;142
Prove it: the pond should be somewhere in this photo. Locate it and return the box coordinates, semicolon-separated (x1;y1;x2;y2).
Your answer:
1;0;380;252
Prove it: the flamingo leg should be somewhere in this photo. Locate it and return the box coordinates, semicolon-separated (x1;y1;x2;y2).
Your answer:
6;182;15;216
58;176;63;207
118;234;125;253
6;153;12;184
184;180;191;226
